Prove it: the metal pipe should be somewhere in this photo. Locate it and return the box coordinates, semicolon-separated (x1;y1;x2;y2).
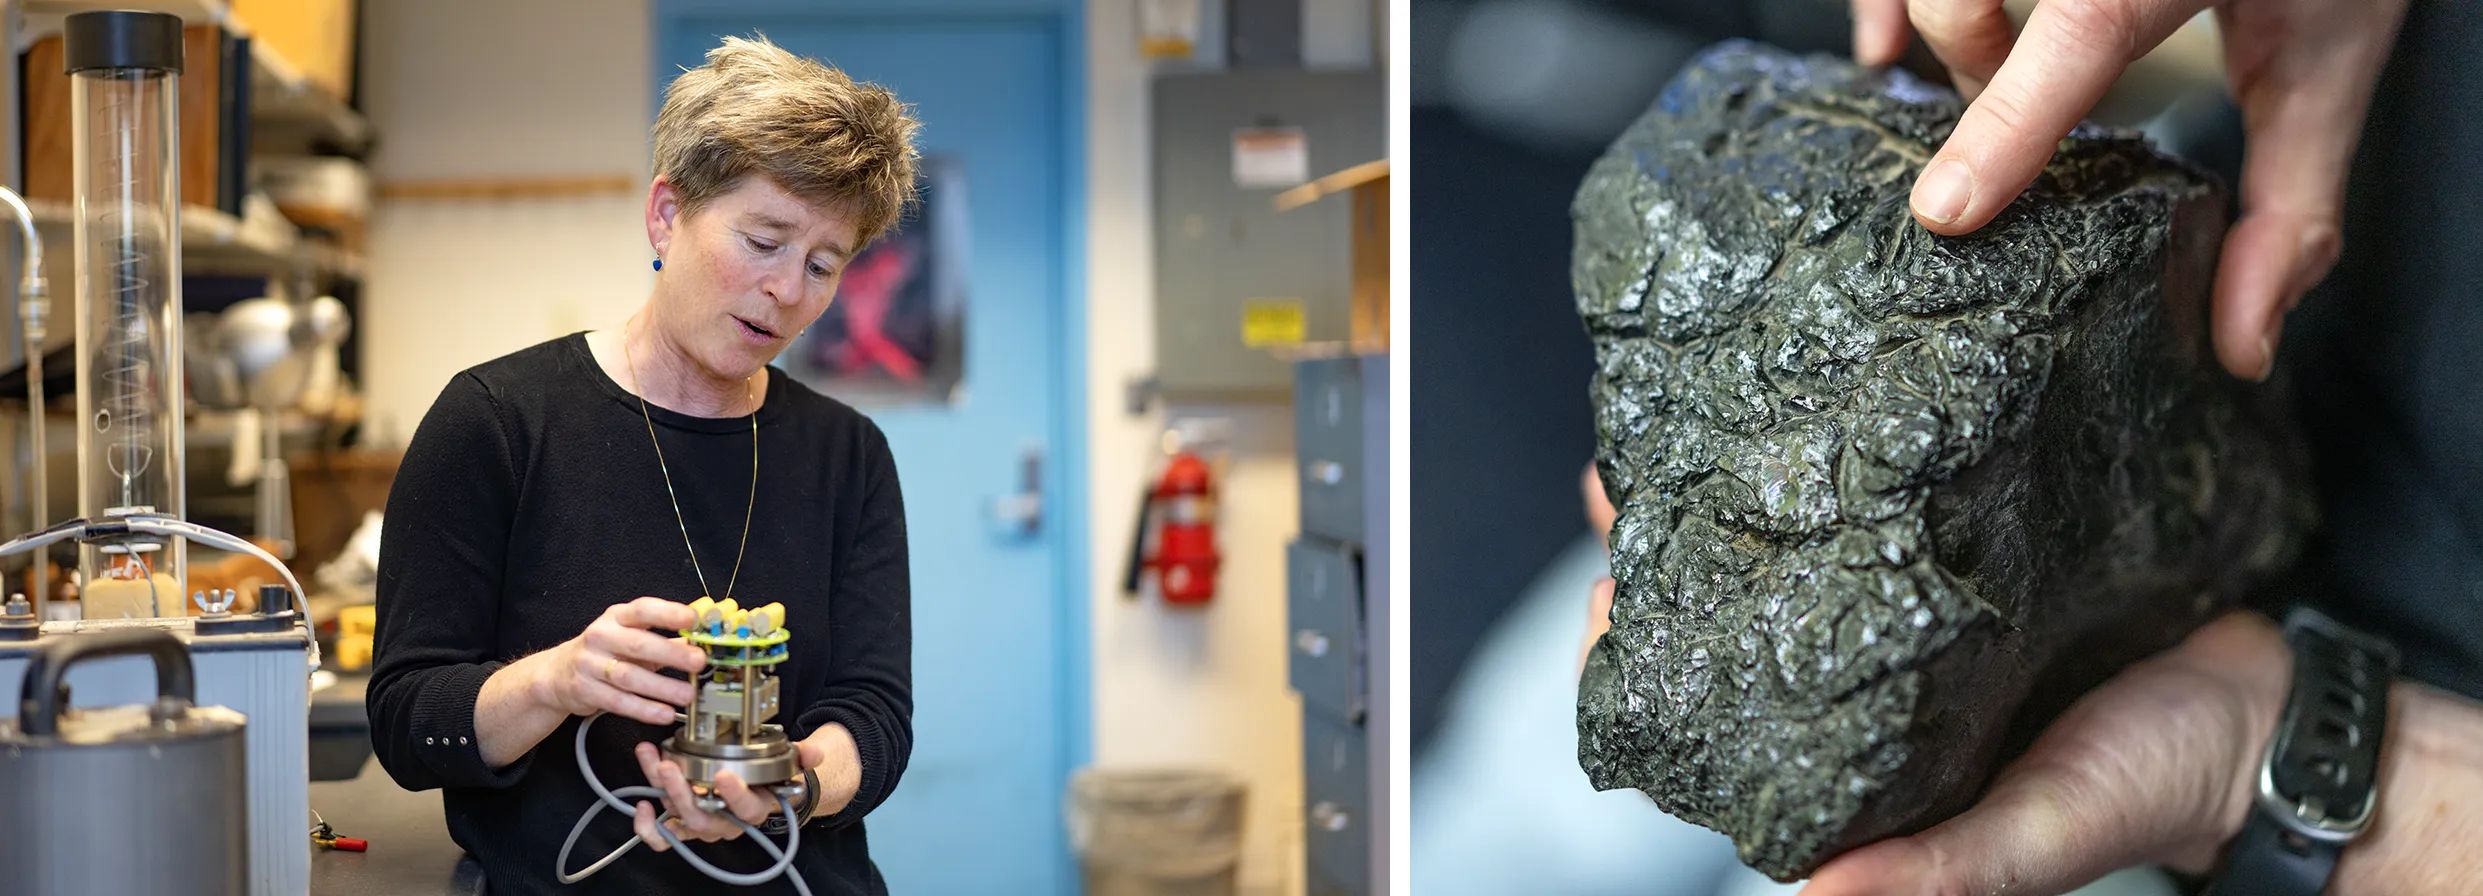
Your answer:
21;306;39;616
740;661;756;745
0;185;49;618
2;0;19;190
0;0;31;616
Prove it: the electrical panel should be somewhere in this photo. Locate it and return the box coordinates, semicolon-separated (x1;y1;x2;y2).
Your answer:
1152;69;1383;398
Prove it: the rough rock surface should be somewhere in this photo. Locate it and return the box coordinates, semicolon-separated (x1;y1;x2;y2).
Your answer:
1573;41;2312;880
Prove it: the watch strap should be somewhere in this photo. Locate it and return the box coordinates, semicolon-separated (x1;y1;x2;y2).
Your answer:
759;767;823;835
2211;807;2342;896
2206;606;2397;896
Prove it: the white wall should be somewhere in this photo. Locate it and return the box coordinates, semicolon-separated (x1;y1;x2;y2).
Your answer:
356;0;653;447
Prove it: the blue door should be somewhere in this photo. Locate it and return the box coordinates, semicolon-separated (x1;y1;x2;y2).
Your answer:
658;4;1087;892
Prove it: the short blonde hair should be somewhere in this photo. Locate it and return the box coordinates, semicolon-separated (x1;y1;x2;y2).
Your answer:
654;35;921;245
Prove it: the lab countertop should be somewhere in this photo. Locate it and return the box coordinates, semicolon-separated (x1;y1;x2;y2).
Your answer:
308;672;484;896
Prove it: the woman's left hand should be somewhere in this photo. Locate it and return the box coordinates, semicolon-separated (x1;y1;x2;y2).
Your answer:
630;742;782;849
796;725;863;818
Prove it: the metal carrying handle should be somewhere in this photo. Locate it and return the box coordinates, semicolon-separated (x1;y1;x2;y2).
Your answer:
17;627;194;737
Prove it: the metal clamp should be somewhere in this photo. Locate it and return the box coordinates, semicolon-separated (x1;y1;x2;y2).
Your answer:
2251;607;2395;844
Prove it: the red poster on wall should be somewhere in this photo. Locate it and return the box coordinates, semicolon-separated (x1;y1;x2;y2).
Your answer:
786;155;967;405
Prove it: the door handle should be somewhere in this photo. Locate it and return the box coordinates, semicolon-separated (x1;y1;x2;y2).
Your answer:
1310;801;1352;833
989;445;1042;538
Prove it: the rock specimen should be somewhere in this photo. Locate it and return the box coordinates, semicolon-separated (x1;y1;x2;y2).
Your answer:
1573;41;2312;880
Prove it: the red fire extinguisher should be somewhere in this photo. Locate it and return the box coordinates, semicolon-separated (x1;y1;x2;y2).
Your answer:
1125;448;1221;605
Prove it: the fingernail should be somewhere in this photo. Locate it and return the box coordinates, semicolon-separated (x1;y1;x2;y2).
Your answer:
1912;160;1974;225
2254;333;2276;383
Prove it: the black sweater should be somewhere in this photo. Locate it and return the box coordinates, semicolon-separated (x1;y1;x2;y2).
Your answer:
367;333;912;895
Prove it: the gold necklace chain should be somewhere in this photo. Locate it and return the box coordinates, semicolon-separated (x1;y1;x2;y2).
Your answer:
622;316;758;605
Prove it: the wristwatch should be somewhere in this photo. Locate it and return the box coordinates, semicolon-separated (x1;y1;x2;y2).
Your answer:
2207;606;2397;896
760;767;824;836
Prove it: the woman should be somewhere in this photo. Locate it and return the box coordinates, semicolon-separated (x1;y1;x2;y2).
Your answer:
367;35;920;894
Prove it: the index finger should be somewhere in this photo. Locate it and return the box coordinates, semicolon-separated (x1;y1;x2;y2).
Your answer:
1910;0;2201;234
591;623;707;674
619;595;698;631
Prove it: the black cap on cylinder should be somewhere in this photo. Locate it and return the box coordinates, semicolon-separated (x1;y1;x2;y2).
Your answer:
64;10;185;75
258;584;294;616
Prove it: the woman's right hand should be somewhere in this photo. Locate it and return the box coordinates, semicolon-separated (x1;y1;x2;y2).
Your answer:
527;596;707;725
1851;0;2406;382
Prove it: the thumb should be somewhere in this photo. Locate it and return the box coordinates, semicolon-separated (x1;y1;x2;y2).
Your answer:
798;739;828;771
1800;755;2199;896
1799;658;2268;894
1797;777;2109;896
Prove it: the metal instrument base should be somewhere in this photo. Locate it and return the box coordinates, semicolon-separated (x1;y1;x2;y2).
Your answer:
661;727;800;803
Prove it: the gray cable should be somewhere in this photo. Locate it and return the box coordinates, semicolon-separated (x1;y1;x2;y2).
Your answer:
556;712;812;894
122;516;313;605
0;515;314;617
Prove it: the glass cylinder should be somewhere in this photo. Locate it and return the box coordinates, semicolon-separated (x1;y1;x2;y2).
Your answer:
69;11;185;616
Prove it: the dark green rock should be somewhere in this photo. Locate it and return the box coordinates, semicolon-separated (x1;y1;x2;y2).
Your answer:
1573;41;2312;880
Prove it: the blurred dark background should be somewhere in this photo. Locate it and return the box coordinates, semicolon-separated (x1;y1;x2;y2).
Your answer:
1409;0;1858;757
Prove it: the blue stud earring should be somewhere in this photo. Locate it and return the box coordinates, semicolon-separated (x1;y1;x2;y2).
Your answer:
652;257;663;271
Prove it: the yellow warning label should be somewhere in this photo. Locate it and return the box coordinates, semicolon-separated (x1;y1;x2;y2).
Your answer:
1242;299;1308;348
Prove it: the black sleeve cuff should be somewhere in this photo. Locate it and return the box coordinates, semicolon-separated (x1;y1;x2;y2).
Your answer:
804;705;893;829
412;661;535;789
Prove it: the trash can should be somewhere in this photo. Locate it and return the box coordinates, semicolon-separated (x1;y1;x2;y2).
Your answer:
1068;767;1246;896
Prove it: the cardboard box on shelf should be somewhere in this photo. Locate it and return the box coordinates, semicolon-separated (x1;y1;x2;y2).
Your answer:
1272;160;1390;353
232;0;358;104
289;449;397;575
23;24;248;214
1349;170;1387;352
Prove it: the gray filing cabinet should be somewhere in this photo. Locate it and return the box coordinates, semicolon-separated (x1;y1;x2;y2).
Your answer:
1287;354;1386;895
